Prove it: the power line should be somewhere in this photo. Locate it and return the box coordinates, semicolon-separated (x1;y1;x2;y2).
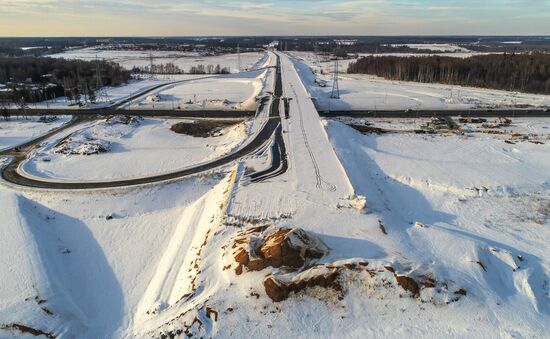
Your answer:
95;55;107;103
331;59;340;99
237;43;241;72
149;50;155;79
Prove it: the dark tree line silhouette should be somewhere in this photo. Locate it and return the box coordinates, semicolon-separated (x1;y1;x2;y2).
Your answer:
347;53;550;95
131;63;230;75
0;57;131;103
0;57;130;86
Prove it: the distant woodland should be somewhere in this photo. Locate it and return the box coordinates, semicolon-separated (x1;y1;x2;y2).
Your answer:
132;63;230;75
0;57;131;103
347;53;550;95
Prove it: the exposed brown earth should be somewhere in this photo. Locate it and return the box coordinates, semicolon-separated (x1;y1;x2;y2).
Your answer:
263;269;342;302
171;120;242;138
0;324;56;338
395;275;420;296
230;227;468;304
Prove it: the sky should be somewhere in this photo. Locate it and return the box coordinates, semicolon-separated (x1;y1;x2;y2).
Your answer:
0;0;549;36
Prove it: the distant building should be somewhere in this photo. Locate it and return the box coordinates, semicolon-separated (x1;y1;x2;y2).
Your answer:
96;38;113;44
335;39;357;46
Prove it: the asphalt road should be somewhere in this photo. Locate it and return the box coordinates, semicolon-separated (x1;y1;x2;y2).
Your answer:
0;58;284;190
4;65;276;117
248;122;288;183
321;109;550;118
3;109;257;118
1;118;281;189
0;115;93;157
247;54;289;183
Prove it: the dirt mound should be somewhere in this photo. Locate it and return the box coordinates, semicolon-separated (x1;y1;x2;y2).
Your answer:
54;135;110;155
229;227;468;304
0;324;55;338
106;115;143;126
171;120;241;138
230;226;359;302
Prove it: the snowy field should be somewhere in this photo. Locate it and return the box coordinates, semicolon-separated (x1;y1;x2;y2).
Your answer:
21;117;249;181
289;52;550;111
29;75;214;110
49;47;265;73
392;43;473;52
327;117;550;191
121;69;268;111
0;116;71;151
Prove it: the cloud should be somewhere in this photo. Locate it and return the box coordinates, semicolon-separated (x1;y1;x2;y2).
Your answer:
0;0;548;36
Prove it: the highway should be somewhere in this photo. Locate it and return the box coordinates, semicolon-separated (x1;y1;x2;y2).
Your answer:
0;58;285;190
7;49;545;190
3;109;256;118
248;122;288;183
3;66;276;117
321;109;550;118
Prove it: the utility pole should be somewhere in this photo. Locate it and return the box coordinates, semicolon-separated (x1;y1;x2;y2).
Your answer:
330;59;340;99
95;55;105;103
314;42;321;74
237;43;241;73
149;50;154;79
95;55;102;90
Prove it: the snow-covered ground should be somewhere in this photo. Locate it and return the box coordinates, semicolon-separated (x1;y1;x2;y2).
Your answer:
0;174;230;338
121;70;268;111
288;52;550;111
29;51;271;111
321;117;550;336
0;116;71;151
21;117;249;181
1;50;549;338
391;43;473;53
25;75;214;110
49;47;265;74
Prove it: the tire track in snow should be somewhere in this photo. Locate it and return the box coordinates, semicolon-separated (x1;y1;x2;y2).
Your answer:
289;84;336;192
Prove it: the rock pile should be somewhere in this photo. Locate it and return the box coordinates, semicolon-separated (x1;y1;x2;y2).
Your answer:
233;227;329;275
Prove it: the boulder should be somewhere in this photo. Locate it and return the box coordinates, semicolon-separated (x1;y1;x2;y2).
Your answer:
260;228;327;269
232;227;329;274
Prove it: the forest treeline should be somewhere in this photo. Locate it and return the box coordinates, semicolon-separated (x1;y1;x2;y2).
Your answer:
0;57;130;87
0;57;131;103
132;63;230;75
347;53;550;95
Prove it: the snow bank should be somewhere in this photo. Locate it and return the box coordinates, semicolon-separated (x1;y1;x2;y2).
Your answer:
133;170;238;337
